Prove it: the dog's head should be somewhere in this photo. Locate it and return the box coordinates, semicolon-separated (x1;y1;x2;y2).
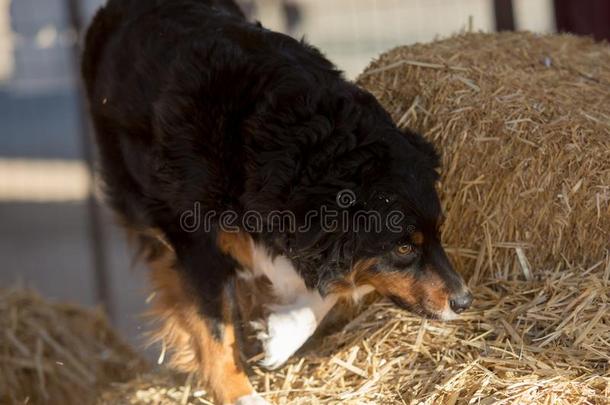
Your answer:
343;211;473;321
244;87;472;320
281;127;472;321
349;129;472;320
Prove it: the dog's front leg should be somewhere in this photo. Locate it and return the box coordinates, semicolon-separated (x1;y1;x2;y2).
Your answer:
253;290;338;370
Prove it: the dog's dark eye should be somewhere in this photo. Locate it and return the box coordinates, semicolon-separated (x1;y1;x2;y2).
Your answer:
396;244;414;256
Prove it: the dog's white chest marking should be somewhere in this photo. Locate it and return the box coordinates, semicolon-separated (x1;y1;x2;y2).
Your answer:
250;244;309;302
249;243;341;369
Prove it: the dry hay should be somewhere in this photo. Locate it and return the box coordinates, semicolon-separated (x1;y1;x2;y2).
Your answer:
358;31;610;274
96;370;202;405
98;259;610;404
98;33;610;404
0;288;149;404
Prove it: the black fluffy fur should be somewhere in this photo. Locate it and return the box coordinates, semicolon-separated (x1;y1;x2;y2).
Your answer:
82;0;448;322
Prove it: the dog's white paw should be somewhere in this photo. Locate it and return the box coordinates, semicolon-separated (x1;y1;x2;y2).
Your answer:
251;304;318;370
235;393;271;405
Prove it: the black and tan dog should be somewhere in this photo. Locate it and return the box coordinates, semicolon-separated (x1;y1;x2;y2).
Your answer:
82;1;472;403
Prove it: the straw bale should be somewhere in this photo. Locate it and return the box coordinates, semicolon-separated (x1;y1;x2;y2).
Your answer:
0;288;149;404
357;32;610;274
99;259;610;404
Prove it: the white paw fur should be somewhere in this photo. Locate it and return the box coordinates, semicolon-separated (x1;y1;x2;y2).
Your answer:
248;243;375;370
252;302;320;370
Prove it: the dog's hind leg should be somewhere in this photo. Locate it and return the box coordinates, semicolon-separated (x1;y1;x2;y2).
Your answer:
145;235;268;405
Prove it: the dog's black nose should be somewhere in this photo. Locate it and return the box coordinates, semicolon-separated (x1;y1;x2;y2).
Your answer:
449;291;473;313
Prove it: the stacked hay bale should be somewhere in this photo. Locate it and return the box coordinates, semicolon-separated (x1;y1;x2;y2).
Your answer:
358;32;610;276
98;32;609;405
0;288;148;404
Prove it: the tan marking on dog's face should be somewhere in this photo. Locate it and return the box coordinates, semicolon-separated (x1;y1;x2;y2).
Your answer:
419;269;451;313
411;231;424;246
332;258;452;318
326;258;379;296
371;269;449;316
366;272;418;306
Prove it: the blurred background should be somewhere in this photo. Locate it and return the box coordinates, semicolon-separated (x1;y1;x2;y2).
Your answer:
0;0;608;350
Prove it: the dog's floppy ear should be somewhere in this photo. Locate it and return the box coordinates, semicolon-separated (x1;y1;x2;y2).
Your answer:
402;128;441;169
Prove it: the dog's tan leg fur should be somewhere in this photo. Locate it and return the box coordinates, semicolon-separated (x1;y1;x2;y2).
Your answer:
146;241;255;404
